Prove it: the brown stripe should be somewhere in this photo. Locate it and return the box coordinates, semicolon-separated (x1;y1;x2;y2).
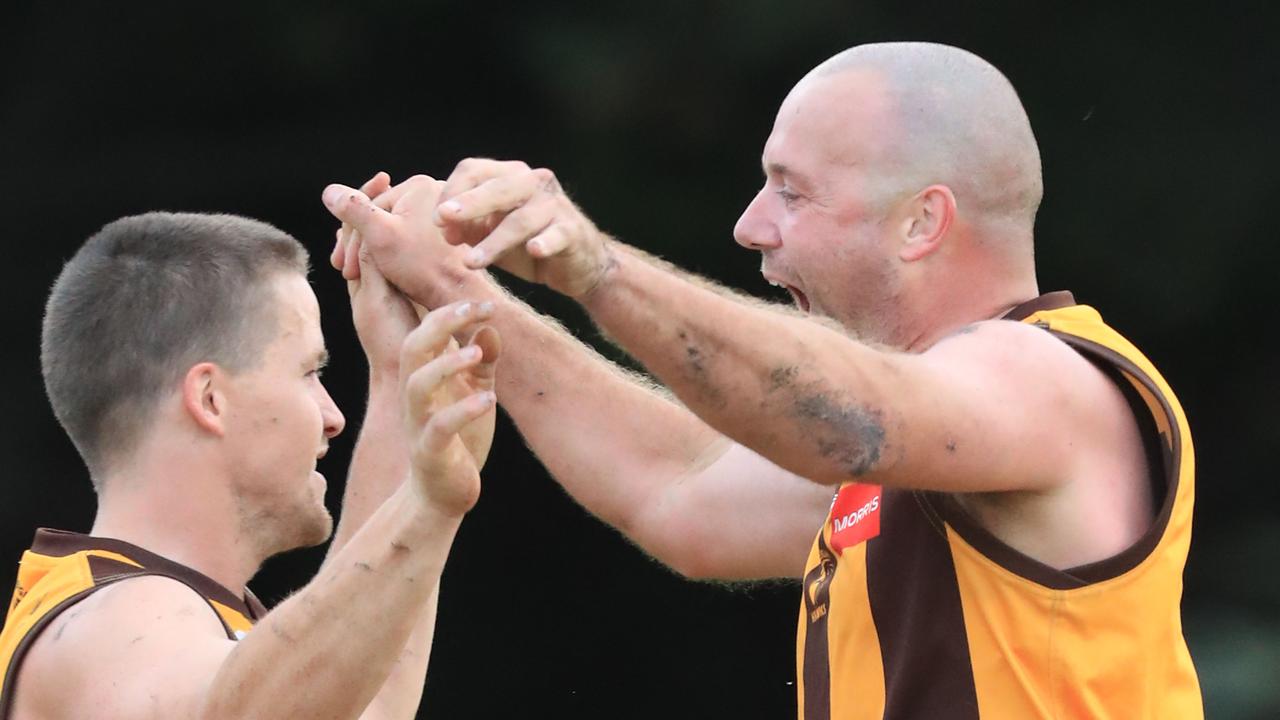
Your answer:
84;555;241;639
866;489;980;719
30;529;255;617
800;530;837;720
934;333;1182;589
1000;291;1076;321
244;588;269;620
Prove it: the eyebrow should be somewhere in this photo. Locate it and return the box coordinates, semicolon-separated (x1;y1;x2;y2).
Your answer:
315;350;330;369
764;162;815;189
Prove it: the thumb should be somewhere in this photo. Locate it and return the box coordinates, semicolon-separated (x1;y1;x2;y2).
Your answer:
322;184;395;232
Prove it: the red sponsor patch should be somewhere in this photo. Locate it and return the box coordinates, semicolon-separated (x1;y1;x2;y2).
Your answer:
829;482;882;555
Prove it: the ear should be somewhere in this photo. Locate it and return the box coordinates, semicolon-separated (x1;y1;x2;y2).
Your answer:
181;362;228;436
897;184;956;263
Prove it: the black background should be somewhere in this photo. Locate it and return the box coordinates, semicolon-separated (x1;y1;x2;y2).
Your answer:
3;2;1278;718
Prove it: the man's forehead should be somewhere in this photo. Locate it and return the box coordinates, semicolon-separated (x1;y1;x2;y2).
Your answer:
268;273;324;340
764;69;897;171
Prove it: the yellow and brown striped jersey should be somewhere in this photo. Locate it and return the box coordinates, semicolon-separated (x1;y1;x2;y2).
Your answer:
796;292;1202;719
0;528;267;718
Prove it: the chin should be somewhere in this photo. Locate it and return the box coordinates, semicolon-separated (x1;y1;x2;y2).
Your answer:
298;509;335;548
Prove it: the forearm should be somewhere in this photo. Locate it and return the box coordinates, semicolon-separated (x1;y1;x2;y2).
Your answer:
325;379;439;719
405;264;727;556
580;245;896;485
327;379;405;558
203;485;459;720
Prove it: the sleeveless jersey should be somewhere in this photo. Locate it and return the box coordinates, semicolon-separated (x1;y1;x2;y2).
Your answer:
796;292;1202;719
0;528;267;718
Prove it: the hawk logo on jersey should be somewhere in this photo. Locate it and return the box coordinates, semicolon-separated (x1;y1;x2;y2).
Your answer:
803;535;837;624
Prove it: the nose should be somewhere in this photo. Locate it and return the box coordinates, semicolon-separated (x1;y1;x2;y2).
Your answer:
318;383;346;439
733;187;781;251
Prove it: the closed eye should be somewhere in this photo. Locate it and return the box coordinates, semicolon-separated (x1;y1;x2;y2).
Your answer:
307;351;330;378
777;187;802;206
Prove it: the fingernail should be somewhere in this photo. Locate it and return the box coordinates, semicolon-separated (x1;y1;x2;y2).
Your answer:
467;248;485;266
483;391;497;405
528;239;544;255
322;186;340;206
462;345;481;360
442;200;461;215
455;302;472;317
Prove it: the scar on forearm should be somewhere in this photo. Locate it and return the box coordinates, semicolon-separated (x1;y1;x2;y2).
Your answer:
768;366;799;391
128;635;145;646
390;540;411;554
793;392;886;478
355;562;373;573
677;330;706;375
676;329;727;408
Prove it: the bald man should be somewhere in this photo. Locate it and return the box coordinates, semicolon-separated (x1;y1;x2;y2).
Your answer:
325;42;1202;719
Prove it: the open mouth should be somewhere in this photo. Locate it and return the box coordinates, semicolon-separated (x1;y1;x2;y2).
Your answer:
766;277;810;313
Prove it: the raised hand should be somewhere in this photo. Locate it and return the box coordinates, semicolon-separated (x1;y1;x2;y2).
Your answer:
399;302;501;517
342;173;419;380
324;174;489;315
431;158;616;298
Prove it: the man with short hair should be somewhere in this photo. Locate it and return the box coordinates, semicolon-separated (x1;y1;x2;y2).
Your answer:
1;183;500;720
326;42;1202;717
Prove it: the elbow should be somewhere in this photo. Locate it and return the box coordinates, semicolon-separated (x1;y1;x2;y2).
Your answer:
664;547;729;582
624;502;728;581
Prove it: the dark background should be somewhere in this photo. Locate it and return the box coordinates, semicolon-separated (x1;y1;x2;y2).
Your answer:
3;2;1278;718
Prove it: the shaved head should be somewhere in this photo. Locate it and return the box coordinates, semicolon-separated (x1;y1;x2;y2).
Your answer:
807;42;1043;232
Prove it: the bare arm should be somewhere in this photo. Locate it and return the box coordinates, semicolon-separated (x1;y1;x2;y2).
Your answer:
18;486;466;720
468;289;833;580
16;300;497;720
325;203;500;717
323;176;832;580
418;160;1140;495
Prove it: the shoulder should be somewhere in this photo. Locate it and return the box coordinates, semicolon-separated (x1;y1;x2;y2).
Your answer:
12;575;233;720
910;318;1142;486
923;318;1124;408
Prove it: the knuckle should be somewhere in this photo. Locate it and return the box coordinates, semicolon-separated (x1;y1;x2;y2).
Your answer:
457;157;491;179
503;211;531;236
532;168;560;193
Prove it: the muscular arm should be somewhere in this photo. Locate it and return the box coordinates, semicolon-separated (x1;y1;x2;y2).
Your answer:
473;288;833;580
323;180;830;579
325;379;438;720
415;161;1140;496
323;225;497;718
579;246;1130;494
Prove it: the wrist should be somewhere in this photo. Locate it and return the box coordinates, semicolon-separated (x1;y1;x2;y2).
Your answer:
385;483;465;546
405;470;474;524
368;364;401;392
411;263;499;309
577;237;623;305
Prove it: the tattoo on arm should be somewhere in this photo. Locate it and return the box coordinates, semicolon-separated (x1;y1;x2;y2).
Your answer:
768;365;886;478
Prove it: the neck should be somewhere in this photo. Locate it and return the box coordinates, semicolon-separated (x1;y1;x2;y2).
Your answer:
90;447;261;596
897;265;1040;353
